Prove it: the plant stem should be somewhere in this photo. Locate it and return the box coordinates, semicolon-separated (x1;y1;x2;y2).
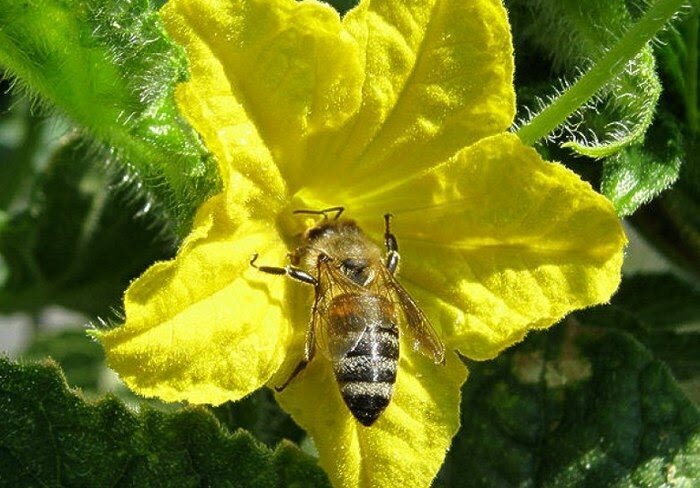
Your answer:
516;0;687;146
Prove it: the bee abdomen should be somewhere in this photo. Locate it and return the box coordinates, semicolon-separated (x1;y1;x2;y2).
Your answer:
340;382;393;426
334;326;399;426
335;355;397;383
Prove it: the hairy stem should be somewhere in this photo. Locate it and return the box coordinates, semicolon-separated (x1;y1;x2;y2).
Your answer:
517;0;687;146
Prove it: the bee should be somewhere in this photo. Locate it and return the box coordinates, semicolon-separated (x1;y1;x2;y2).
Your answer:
250;207;445;426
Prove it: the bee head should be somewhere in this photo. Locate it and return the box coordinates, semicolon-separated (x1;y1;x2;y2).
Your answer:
294;219;383;283
304;219;358;241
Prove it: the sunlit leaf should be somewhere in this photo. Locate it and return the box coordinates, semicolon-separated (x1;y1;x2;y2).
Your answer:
0;0;219;235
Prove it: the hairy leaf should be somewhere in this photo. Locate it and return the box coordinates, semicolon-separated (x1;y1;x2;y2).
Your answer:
22;329;105;392
602;112;684;216
0;0;219;236
509;0;661;157
210;390;305;449
0;138;173;316
0;357;330;487
436;322;700;487
628;8;700;276
632;138;700;277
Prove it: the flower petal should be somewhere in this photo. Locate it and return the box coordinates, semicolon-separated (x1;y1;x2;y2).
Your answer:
276;343;467;488
304;0;515;196
163;0;364;192
96;194;291;405
346;133;626;360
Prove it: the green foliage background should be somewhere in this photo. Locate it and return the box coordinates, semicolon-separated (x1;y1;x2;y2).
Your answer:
0;0;699;486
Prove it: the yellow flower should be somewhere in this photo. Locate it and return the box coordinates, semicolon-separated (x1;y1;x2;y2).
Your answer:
97;0;626;487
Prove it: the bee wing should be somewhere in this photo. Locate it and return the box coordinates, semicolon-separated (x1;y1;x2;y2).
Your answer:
380;267;445;364
313;260;371;361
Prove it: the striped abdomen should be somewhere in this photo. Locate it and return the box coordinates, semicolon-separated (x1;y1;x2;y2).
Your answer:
329;294;399;426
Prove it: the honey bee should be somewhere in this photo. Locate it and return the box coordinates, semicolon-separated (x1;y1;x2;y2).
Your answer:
250;207;445;426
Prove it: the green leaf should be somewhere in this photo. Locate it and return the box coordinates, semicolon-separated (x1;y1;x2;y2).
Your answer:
627;9;700;277
579;304;700;384
629;138;700;277
0;357;330;487
576;274;700;390
210;389;305;449
22;329;105;392
601;112;684;216
656;8;698;135
611;273;700;329
510;0;662;156
0;138;173;316
0;98;63;212
436;322;700;487
0;0;220;236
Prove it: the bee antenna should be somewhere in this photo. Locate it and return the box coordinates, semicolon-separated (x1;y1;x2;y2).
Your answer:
293;206;345;220
329;207;345;219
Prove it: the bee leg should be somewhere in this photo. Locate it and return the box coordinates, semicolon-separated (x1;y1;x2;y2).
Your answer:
251;253;319;390
384;213;400;275
274;359;309;392
249;254;317;285
275;329;316;392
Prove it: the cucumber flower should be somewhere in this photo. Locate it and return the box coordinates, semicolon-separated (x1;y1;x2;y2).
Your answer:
97;0;626;486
